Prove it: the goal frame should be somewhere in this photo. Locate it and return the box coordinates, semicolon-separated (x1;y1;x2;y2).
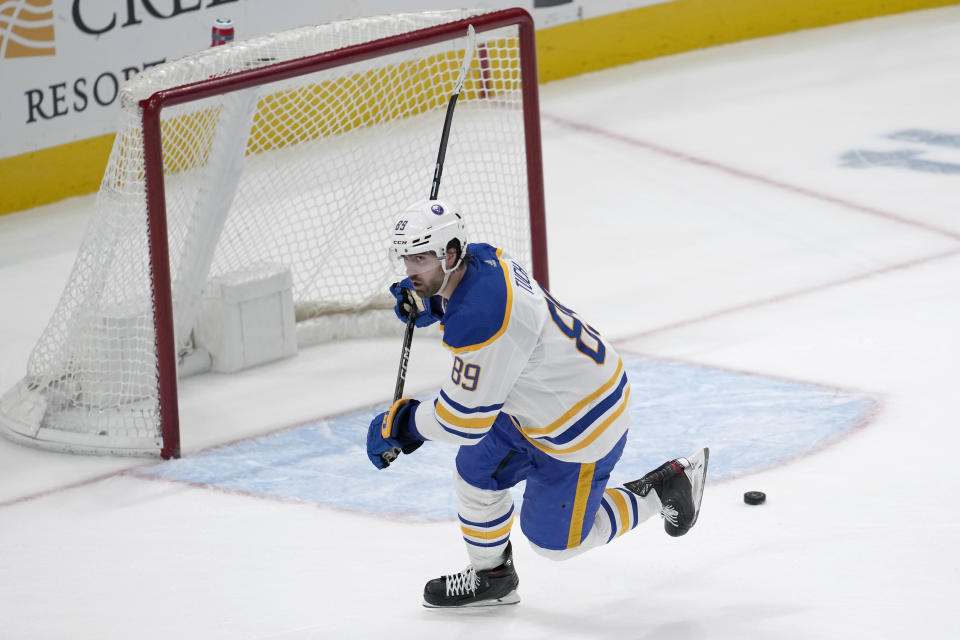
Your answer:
140;8;548;459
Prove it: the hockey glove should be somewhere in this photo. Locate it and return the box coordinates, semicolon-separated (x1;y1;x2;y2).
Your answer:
390;280;442;328
366;398;425;469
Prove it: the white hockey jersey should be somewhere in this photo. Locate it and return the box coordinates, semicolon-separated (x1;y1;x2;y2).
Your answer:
411;243;630;463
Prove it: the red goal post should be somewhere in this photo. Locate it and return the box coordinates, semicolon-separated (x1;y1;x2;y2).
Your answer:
0;8;547;460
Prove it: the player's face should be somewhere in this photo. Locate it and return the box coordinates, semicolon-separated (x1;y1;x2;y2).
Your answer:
403;252;446;297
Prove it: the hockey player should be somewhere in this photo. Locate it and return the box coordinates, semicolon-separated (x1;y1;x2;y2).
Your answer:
366;199;709;608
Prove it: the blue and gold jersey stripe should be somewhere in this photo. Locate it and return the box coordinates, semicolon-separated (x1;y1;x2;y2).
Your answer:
434;391;501;440
439;390;503;415
519;386;629;457
511;355;630;458
436;401;498;431
543;373;629;446
522;359;625;437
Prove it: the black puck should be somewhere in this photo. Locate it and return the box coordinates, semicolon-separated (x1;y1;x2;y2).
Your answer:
744;491;766;505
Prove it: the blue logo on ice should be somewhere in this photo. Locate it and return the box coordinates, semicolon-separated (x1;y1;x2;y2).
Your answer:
141;354;875;520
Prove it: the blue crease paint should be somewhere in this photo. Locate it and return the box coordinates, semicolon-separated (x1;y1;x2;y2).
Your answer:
142;354;875;520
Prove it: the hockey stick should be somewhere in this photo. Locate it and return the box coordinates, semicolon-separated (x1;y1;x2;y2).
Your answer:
381;25;477;468
379;291;417;467
430;24;476;200
393;296;418;403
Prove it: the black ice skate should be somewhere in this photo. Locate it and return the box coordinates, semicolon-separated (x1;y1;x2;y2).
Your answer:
625;447;709;537
423;541;520;608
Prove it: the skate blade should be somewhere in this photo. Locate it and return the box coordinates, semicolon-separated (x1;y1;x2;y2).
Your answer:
686;447;709;529
423;590;520;609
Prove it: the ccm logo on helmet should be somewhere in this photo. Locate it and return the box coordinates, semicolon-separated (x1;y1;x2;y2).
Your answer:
430;204;445;215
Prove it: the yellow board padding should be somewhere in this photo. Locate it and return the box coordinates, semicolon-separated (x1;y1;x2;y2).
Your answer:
535;0;960;82
2;0;958;216
0;133;113;214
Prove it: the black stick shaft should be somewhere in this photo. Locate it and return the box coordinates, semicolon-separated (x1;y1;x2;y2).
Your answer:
430;93;460;200
381;301;416;467
393;312;417;402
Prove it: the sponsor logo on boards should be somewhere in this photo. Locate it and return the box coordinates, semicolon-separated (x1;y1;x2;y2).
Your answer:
0;0;55;59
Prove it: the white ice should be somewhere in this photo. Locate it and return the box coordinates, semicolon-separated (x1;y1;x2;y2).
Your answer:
2;7;959;638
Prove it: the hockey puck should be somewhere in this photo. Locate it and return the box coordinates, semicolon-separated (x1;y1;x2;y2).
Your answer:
743;491;766;505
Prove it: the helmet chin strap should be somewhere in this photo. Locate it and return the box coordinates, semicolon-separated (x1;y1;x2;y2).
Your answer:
438;270;454;298
437;253;464;298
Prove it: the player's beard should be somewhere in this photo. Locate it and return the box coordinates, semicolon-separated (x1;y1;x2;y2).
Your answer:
409;266;446;298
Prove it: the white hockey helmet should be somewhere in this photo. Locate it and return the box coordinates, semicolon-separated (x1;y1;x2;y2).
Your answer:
390;199;468;277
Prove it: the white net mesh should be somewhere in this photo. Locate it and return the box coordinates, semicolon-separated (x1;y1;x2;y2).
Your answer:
0;10;539;456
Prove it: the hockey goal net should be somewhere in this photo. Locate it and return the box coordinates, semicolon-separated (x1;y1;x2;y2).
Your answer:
0;8;546;459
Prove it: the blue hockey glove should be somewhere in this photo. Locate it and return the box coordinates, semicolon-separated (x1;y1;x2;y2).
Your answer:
390;280;442;328
366;398;425;469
